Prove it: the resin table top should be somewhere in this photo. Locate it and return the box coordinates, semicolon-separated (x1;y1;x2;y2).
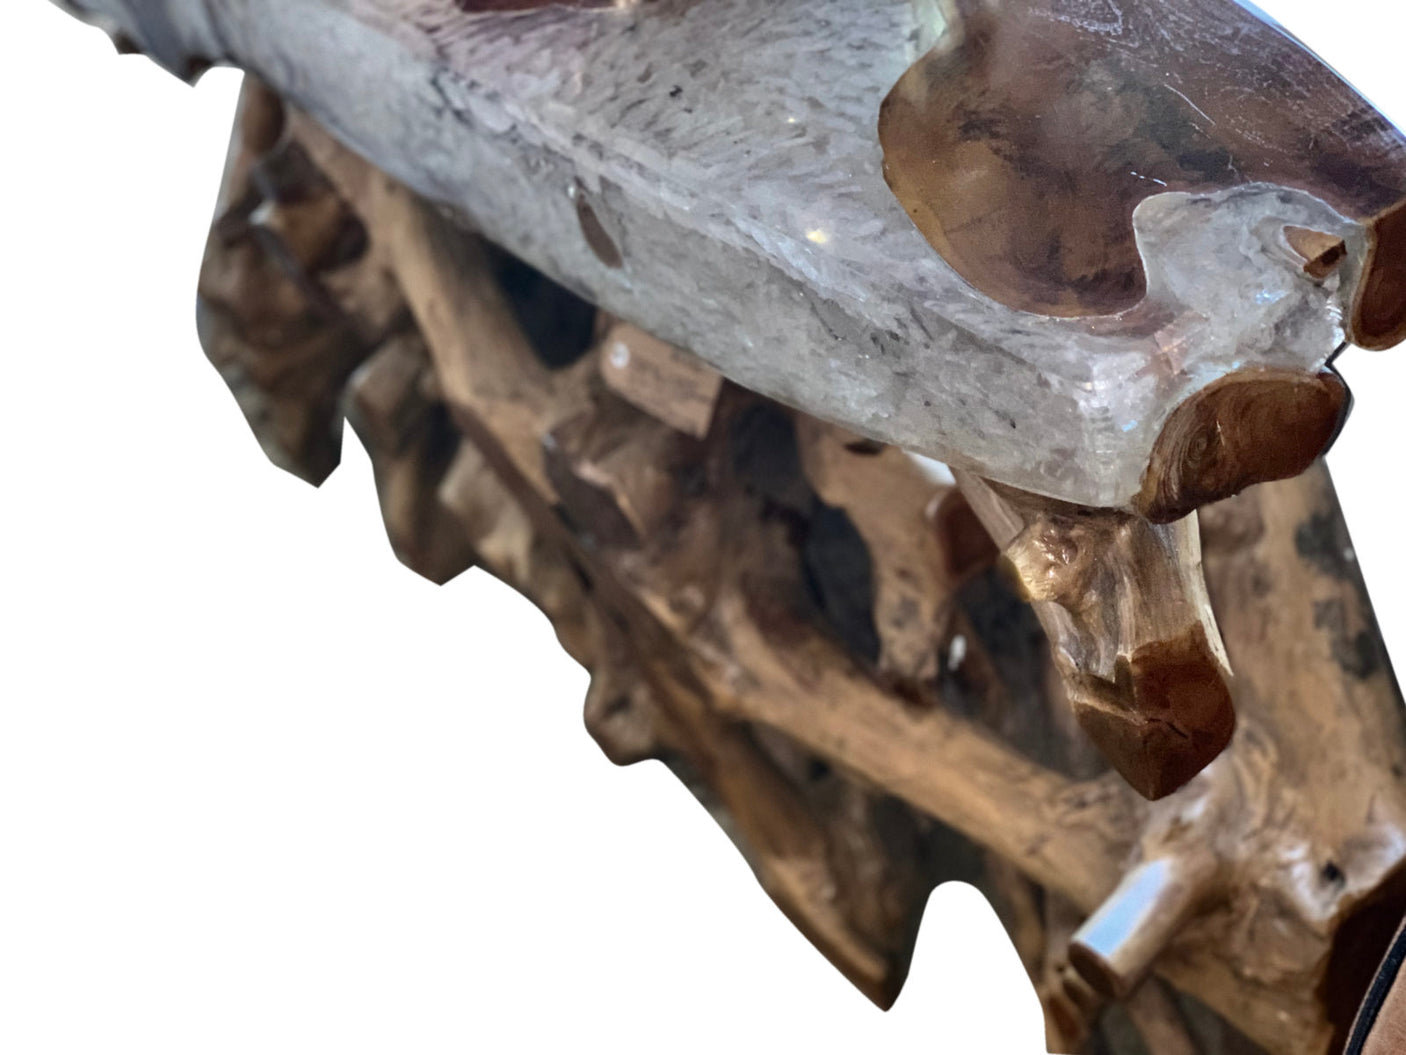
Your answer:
61;0;1406;510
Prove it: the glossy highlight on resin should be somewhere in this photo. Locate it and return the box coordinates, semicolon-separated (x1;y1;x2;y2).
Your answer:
880;0;1406;347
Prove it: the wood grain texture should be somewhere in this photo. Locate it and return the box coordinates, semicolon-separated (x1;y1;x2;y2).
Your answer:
57;0;1401;513
109;74;1406;1055
956;474;1235;800
1135;368;1350;524
880;0;1406;348
289;105;1406;1052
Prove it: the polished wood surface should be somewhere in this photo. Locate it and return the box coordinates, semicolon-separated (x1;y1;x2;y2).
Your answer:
880;0;1406;348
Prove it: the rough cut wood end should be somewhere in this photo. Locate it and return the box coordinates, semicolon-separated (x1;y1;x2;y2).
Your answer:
1136;369;1350;524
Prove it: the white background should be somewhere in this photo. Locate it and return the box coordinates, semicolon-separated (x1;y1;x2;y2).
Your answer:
2;3;1403;1053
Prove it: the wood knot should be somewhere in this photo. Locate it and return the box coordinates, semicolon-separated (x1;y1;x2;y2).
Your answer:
1008;516;1101;607
1136;369;1349;523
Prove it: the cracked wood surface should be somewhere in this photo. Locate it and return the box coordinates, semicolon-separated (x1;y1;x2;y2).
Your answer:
956;474;1235;800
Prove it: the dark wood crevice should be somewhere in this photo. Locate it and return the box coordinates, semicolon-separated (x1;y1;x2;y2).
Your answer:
179;77;1406;1055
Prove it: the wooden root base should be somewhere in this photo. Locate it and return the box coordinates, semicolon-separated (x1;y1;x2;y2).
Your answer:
189;77;1406;1055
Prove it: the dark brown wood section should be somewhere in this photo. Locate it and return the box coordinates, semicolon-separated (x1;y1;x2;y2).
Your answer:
880;0;1406;348
92;62;1406;1050
1136;368;1351;523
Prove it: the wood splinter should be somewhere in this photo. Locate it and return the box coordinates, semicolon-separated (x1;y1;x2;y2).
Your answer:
956;472;1235;800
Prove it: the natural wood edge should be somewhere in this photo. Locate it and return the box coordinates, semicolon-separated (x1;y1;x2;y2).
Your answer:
1135;369;1350;525
1354;199;1406;351
182;78;1406;1055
